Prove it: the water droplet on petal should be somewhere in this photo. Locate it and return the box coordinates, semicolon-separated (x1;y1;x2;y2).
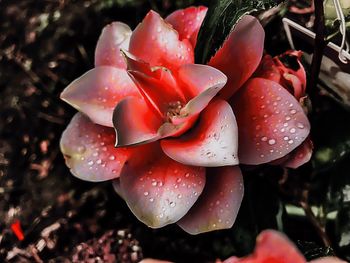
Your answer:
268;139;276;145
297;123;304;129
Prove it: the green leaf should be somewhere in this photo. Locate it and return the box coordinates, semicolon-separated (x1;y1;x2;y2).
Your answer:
195;0;282;64
296;241;335;261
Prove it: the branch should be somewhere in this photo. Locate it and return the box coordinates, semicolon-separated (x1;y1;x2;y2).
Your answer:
309;0;326;93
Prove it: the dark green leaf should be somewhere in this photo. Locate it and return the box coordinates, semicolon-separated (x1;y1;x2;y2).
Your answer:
296;241;335;261
195;0;282;64
311;98;350;172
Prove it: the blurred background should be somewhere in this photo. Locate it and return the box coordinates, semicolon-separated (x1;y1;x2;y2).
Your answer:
0;0;349;262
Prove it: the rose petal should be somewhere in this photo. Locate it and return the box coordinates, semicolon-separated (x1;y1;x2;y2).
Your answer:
112;179;124;198
154;64;227;137
167;64;227;125
177;166;243;234
95;22;132;68
128;70;185;115
282;138;313;169
113;97;163;146
208;15;264;99
255;51;307;100
60;66;141;127
129;10;194;71
231;78;310;165
60;113;132;182
177;63;227;100
161;100;239;167
233;230;306;263
165;6;207;47
120;144;206;228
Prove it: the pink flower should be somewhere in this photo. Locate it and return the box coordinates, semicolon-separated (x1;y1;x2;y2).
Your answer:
140;230;345;263
60;6;311;234
222;230;345;263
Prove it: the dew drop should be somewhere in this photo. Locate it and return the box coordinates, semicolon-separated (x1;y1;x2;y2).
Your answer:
290;128;296;134
77;146;86;153
268;139;276;145
297;123;304;129
261;136;267;142
144;191;149;196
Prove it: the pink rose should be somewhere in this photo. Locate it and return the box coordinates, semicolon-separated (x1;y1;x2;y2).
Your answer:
222;230;345;263
60;6;310;234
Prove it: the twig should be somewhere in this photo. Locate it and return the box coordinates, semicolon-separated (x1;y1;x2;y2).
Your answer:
300;190;331;247
309;0;326;93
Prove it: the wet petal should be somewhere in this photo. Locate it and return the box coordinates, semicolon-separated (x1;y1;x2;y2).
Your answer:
60;66;141;127
157;64;227;136
113;97;163;146
128;70;185;116
129;10;194;71
165;6;207;47
112;179;124;198
208;15;264;99
161;100;238;167
177;63;227;100
121;50;186;115
95;22;132;68
231;78;310;165
60;113;132;182
120;144;206;228
178;166;243;234
282;138;313;169
170;64;227;125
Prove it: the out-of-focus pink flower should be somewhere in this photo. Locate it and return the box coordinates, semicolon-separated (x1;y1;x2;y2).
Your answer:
60;6;311;234
138;230;345;263
221;230;345;263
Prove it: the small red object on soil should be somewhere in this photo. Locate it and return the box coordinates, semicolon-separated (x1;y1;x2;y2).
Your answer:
11;220;24;241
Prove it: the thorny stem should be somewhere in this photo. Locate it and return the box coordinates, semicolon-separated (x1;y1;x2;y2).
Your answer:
309;0;326;93
300;189;331;247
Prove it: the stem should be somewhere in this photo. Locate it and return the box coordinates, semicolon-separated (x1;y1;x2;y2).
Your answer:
309;0;326;93
300;190;331;247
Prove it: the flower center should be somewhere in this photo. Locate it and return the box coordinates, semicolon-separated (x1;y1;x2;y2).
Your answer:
165;101;184;121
